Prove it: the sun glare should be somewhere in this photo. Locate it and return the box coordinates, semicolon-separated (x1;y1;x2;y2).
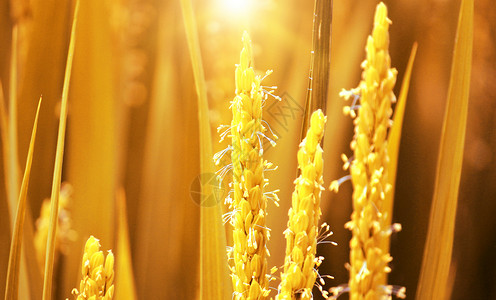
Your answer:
223;0;250;16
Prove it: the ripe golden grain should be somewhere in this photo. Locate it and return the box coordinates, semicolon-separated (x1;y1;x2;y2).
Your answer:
336;3;400;299
277;109;326;300
227;32;276;300
71;236;114;300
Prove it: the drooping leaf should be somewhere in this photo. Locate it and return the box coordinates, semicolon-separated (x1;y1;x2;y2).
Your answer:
416;0;473;298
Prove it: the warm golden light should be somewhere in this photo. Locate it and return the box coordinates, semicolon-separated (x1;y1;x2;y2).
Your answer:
223;0;250;15
0;0;489;299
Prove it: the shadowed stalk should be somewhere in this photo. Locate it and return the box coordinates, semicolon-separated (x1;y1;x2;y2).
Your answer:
180;0;231;299
42;1;79;299
8;25;20;223
301;0;332;141
416;0;473;298
0;82;10;210
4;98;41;300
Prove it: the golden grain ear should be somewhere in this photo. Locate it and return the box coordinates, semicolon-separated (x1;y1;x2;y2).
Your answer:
225;31;279;299
180;0;232;299
278;109;327;299
71;236;115;299
416;0;473;299
42;1;79;299
4;97;41;300
332;2;401;298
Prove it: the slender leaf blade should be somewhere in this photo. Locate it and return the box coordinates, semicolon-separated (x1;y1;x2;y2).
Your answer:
114;188;138;300
180;0;231;299
416;0;473;298
0;81;10;210
381;43;417;252
8;26;20;220
5;25;35;300
42;1;79;299
4;98;41;300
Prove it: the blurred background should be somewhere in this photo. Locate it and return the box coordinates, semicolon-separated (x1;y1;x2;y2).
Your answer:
0;0;494;299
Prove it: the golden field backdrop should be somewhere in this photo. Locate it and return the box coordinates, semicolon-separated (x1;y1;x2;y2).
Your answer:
0;0;493;299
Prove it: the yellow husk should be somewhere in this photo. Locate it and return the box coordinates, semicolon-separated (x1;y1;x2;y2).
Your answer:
71;236;114;299
416;0;473;298
277;109;326;300
339;3;399;298
227;31;276;299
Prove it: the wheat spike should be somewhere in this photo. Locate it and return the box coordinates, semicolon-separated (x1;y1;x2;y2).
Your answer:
34;183;75;271
340;3;401;299
226;31;276;300
71;236;114;300
277;109;327;300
